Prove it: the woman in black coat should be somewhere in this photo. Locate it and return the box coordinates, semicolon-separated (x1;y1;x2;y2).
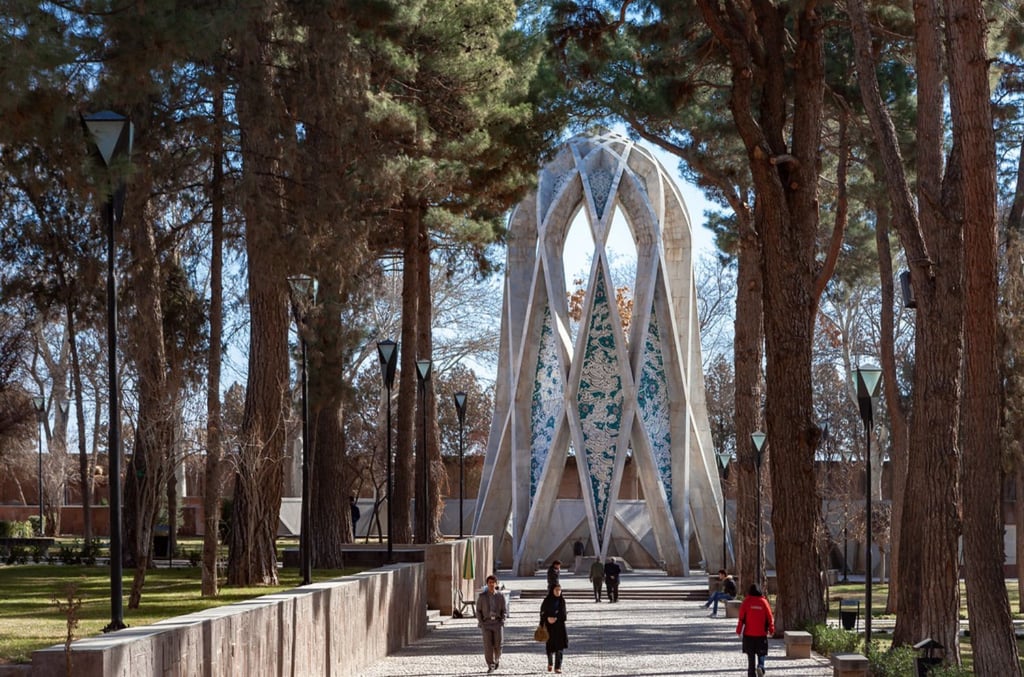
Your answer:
540;584;568;673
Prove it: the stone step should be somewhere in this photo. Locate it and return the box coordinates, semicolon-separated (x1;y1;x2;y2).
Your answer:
517;588;702;601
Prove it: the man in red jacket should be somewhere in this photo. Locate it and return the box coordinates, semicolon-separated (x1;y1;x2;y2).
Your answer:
736;584;775;677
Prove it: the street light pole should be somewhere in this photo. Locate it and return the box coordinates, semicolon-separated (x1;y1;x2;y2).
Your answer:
377;340;398;563
854;364;882;646
32;397;45;536
751;431;767;586
716;451;731;571
288;275;317;586
454;392;467;539
83;109;133;634
415;360;432;544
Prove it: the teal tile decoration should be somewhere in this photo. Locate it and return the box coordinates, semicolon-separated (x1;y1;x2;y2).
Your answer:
638;307;672;506
577;263;624;542
530;305;562;498
589;168;613;221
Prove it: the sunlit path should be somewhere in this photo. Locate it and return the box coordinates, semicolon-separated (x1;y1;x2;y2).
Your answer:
360;572;833;676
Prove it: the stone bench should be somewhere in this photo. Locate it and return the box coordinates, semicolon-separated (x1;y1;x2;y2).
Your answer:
831;652;869;677
725;599;741;618
784;630;812;658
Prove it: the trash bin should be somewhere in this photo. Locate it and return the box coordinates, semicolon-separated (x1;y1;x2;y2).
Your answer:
153;525;170;558
838;599;859;631
913;638;944;676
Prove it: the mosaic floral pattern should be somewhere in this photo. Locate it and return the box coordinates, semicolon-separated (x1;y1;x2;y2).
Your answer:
637;308;673;506
588;169;613;220
577;266;624;541
530;305;563;498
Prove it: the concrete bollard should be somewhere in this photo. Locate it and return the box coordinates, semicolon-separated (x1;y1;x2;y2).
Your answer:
783;630;812;658
831;653;869;677
725;599;742;619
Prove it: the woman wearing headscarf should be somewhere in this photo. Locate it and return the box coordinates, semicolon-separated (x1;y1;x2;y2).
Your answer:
736;584;775;677
539;583;568;673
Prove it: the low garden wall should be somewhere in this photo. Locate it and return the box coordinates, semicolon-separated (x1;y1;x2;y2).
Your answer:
28;562;425;677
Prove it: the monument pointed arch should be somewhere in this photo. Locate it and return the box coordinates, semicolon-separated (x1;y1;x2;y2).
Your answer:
474;131;721;576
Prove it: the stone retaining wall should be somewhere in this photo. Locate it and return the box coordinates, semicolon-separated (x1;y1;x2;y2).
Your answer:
29;563;424;677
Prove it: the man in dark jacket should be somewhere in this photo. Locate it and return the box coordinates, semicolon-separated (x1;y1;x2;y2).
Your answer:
603;559;621;602
476;574;508;673
703;569;737;617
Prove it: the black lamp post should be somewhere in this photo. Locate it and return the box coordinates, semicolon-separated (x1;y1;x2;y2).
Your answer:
82;109;133;634
377;340;398;562
716;451;732;570
751;431;767;585
31;396;45;536
415;359;432;543
854;364;882;645
453;392;468;539
288;275;317;586
841;448;853;583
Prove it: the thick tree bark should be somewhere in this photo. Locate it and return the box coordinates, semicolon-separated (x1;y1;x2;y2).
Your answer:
227;0;290;587
948;0;1020;671
394;205;422;545
415;224;443;543
695;0;829;631
873;202;909;614
733;225;764;592
201;85;226;597
848;0;963;654
308;276;351;566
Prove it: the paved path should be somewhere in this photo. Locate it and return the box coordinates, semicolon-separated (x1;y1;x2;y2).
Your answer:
360;570;834;676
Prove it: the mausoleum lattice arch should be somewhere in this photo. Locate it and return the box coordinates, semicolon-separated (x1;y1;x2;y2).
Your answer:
473;131;722;576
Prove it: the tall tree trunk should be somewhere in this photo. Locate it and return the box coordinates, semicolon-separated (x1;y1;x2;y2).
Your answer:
201;82;227;597
733;225;763;591
848;0;964;653
227;0;290;586
874;202;909;614
695;0;828;630
124;173;177;609
308;277;351;566
1006;137;1024;615
66;304;92;543
949;0;1020;671
415;227;442;543
394;205;421;545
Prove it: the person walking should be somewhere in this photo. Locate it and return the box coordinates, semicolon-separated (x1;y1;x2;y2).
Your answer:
476;574;508;673
349;496;361;538
540;583;569;673
588;557;605;602
703;569;737;617
603;558;621;602
736;584;775;677
546;560;562;593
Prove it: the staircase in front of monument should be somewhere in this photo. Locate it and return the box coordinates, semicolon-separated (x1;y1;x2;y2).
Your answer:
517;587;703;602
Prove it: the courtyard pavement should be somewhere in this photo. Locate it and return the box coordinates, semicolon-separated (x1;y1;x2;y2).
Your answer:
359;569;835;676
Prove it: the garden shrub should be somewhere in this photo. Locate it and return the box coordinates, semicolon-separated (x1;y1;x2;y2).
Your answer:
81;539;100;566
59;541;82;565
0;520;10;537
866;643;917;676
10;520;34;538
808;623;861;656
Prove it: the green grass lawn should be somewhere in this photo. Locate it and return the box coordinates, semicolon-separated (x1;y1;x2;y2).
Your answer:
0;564;353;664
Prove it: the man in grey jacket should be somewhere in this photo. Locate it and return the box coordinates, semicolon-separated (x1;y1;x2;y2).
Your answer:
476;574;508;673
